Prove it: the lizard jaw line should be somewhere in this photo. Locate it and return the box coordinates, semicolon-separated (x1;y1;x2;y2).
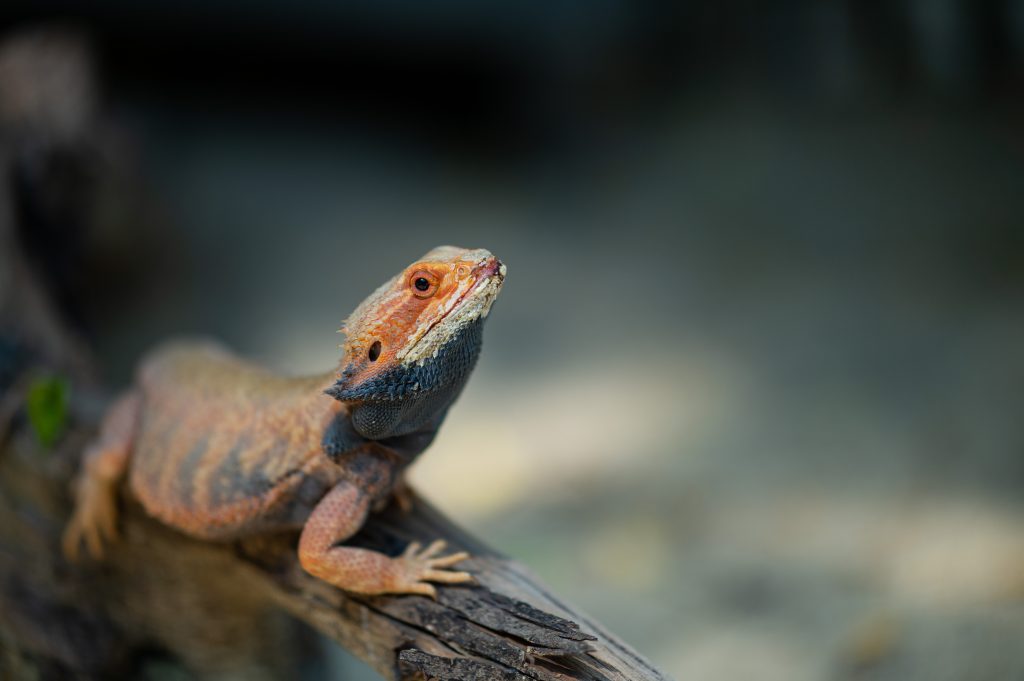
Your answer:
396;258;503;365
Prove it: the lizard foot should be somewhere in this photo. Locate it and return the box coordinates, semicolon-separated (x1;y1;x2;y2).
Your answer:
392;539;473;598
62;475;119;562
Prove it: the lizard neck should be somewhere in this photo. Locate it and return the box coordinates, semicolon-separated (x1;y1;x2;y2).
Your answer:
316;363;440;467
315;319;484;469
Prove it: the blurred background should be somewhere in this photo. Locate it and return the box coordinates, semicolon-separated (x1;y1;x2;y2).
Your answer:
2;1;1024;679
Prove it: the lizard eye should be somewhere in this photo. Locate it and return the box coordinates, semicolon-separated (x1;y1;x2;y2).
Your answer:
368;340;381;361
409;270;438;298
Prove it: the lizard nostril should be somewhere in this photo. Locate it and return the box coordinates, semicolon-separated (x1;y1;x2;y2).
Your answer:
368;341;381;361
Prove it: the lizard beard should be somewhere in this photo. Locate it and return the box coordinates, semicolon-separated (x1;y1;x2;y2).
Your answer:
329;320;484;440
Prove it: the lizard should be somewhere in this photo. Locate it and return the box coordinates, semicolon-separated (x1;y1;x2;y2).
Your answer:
62;245;505;597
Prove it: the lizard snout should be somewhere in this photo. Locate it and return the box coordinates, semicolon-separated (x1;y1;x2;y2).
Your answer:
476;256;505;280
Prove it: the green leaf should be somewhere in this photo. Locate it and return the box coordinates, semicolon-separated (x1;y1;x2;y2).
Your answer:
26;376;69;448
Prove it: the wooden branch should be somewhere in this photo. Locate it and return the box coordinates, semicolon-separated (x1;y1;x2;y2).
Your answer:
251;498;668;680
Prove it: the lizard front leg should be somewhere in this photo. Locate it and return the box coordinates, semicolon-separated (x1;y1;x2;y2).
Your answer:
298;480;472;597
63;391;139;561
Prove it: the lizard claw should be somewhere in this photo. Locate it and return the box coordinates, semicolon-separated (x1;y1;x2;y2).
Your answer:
394;539;474;598
62;476;119;562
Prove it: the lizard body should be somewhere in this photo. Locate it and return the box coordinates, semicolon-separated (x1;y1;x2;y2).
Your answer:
63;246;505;596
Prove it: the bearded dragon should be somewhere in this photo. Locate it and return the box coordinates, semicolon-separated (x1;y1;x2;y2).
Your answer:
63;246;505;597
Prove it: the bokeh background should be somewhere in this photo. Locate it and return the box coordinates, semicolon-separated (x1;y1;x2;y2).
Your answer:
3;2;1024;679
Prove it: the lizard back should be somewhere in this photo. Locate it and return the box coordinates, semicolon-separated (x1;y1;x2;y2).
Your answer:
128;341;343;539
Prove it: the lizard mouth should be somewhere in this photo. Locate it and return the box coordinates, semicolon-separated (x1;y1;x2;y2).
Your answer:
398;255;504;364
454;257;504;310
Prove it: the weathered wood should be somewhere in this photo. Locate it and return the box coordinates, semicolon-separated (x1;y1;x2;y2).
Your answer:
254;497;668;680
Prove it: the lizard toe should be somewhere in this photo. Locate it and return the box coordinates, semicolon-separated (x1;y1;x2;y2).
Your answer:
406;582;438;599
83;522;105;560
62;521;83;562
420;539;447;559
423;569;474;584
429;551;469;568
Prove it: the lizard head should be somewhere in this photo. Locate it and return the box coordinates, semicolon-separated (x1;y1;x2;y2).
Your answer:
326;246;504;437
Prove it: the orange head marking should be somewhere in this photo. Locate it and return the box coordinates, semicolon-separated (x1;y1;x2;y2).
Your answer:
331;246;504;402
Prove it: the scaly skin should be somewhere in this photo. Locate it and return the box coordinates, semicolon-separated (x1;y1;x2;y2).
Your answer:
63;246;505;597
